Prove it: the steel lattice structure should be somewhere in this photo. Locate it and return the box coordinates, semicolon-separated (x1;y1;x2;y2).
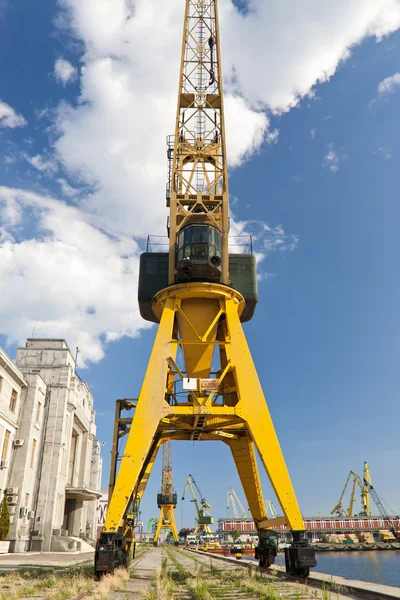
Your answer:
168;0;229;284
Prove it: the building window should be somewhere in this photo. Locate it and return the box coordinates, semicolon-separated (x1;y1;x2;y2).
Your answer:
35;402;41;425
9;389;17;412
0;376;3;393
25;493;30;509
1;430;10;461
30;439;37;468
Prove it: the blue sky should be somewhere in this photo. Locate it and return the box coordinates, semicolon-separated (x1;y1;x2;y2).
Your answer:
1;0;400;531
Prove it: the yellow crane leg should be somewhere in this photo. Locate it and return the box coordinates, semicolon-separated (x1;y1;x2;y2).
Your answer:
153;505;179;544
227;436;266;523
103;297;177;532
223;298;305;531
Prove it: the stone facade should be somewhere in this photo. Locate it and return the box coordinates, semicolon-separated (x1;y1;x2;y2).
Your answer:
0;339;102;552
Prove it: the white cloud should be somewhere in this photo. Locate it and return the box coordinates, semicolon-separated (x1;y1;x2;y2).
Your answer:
377;72;400;95
0;100;26;128
322;143;346;173
374;145;392;160
2;0;400;364
221;0;400;113
0;187;150;365
57;178;80;197
54;58;78;86
229;215;298;257
310;128;316;140
23;153;58;175
49;0;400;239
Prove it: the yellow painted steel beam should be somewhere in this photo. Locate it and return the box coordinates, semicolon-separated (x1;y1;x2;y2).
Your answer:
227;435;267;524
104;286;305;535
104;297;177;532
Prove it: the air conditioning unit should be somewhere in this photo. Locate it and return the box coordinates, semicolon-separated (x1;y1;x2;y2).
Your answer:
6;496;18;505
8;506;16;515
0;460;8;469
6;487;19;495
19;507;28;517
13;439;24;447
27;511;34;520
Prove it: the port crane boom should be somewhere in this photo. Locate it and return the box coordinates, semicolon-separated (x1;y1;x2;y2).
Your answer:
227;488;247;518
182;474;213;534
95;0;316;578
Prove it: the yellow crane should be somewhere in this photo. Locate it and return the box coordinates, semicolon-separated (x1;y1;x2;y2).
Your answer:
331;462;372;517
182;474;213;534
153;441;179;544
95;0;316;578
227;488;247;518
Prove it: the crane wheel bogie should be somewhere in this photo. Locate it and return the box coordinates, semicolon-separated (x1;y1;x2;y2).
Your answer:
94;532;134;579
284;544;316;578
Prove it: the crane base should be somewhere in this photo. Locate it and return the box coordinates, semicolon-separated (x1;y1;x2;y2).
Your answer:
94;532;135;579
284;532;316;578
255;530;278;568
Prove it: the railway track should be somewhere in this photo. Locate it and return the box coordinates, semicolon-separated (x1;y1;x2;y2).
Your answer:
82;547;357;599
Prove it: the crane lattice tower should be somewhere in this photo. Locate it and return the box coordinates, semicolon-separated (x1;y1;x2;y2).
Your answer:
96;0;316;578
153;441;179;544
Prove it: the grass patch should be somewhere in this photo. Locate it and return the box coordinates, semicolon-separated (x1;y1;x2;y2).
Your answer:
0;563;129;600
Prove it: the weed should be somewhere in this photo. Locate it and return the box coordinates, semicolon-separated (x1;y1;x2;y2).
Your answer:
321;582;331;600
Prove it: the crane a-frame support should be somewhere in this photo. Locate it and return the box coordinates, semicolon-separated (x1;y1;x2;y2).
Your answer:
95;0;316;578
100;284;313;573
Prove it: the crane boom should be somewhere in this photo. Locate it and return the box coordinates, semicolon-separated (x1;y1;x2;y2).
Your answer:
362;462;400;539
167;0;229;285
227;488;247;518
266;498;279;519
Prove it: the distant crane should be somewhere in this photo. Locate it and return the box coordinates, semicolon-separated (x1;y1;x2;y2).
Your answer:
153;441;179;544
227;488;247;518
147;518;158;534
362;462;400;540
182;474;213;534
266;498;279;519
331;462;372;517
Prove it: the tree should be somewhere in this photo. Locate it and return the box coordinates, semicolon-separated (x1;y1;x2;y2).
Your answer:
230;529;241;543
0;496;10;541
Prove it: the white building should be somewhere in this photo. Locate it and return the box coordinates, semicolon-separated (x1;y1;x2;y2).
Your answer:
0;339;102;552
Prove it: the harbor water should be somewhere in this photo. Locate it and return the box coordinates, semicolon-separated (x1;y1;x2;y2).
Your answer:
274;551;400;588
